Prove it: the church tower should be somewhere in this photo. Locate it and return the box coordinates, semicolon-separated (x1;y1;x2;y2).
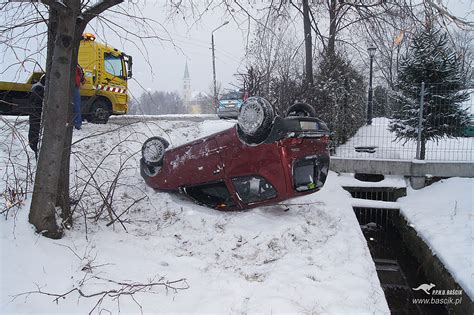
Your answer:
183;61;191;106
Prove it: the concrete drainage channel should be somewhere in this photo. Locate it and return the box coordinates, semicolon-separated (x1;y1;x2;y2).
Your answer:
344;174;471;314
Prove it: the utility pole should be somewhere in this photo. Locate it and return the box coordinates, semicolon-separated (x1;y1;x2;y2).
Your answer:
211;21;229;111
302;0;313;87
367;45;376;125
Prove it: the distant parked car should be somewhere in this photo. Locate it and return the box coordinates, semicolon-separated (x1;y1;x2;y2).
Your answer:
140;97;330;211
217;90;248;118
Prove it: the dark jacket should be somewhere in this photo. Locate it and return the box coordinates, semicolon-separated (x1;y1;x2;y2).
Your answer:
29;81;44;117
28;81;44;157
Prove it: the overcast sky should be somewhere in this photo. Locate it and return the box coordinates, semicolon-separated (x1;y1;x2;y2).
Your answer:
1;0;472;100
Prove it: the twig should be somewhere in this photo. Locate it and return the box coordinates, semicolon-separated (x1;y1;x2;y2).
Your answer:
13;275;189;315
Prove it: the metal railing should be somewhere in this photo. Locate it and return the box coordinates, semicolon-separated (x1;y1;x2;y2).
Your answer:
334;83;473;161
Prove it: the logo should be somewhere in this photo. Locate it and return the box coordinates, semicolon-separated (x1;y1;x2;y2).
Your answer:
412;283;436;295
412;283;464;306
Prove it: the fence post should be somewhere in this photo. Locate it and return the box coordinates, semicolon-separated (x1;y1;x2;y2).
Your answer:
415;82;425;160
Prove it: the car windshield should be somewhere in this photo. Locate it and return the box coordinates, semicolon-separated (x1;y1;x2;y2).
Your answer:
232;176;276;204
104;52;123;77
221;91;243;100
185;181;235;209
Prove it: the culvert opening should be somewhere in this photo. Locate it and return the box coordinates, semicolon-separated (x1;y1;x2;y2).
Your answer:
355;207;448;314
354;173;385;182
345;187;406;202
354;206;399;227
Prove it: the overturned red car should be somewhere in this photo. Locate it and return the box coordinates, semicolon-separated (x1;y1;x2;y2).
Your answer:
140;97;330;210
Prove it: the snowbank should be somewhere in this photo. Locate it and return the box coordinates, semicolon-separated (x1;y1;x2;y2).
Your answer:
398;178;473;300
0;117;388;313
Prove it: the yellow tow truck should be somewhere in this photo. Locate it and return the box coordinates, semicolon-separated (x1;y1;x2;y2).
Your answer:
0;33;132;123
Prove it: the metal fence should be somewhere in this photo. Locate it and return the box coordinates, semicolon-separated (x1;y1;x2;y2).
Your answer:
334;83;473;161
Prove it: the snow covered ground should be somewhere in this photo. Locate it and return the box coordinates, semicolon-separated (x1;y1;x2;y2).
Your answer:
335;117;474;161
398;178;473;300
0;116;389;314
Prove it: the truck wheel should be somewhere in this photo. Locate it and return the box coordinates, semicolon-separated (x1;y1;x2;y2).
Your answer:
142;136;169;167
286;103;316;117
237;97;274;144
90;99;111;124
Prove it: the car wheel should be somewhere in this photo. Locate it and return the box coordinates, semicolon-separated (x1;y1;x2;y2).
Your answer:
90;99;111;124
142;136;169;167
286;103;316;117
237;97;274;143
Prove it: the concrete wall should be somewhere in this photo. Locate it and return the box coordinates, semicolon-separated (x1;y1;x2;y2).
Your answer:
330;158;474;177
330;157;474;189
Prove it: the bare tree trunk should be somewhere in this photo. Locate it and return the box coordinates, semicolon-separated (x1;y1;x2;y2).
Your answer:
327;0;337;59
38;6;73;227
420;137;426;160
56;24;87;227
302;0;313;87
56;124;73;226
29;1;80;239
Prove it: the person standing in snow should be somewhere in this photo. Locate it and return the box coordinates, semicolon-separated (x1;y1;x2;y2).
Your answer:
28;74;45;159
73;64;85;130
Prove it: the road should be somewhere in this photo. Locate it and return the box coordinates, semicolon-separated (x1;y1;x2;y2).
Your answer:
108;114;222;125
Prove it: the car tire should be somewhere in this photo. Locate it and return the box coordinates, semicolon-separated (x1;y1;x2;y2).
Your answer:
286;103;316;117
237;97;274;144
90;99;111;124
142;136;169;167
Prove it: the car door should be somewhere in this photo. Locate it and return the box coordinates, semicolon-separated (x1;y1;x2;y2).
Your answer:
162;138;225;188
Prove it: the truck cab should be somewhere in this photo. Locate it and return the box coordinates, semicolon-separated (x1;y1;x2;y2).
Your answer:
78;33;133;123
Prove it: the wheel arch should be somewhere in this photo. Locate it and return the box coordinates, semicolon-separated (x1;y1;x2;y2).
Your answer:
94;95;113;110
81;95;112;113
86;96;113;124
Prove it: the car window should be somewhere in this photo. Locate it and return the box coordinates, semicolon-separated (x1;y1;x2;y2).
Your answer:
104;53;123;77
232;176;277;204
221;91;243;100
293;158;325;192
185;181;235;209
298;119;330;132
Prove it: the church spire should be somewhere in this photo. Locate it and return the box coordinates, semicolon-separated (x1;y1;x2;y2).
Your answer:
183;61;190;79
183;61;191;107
